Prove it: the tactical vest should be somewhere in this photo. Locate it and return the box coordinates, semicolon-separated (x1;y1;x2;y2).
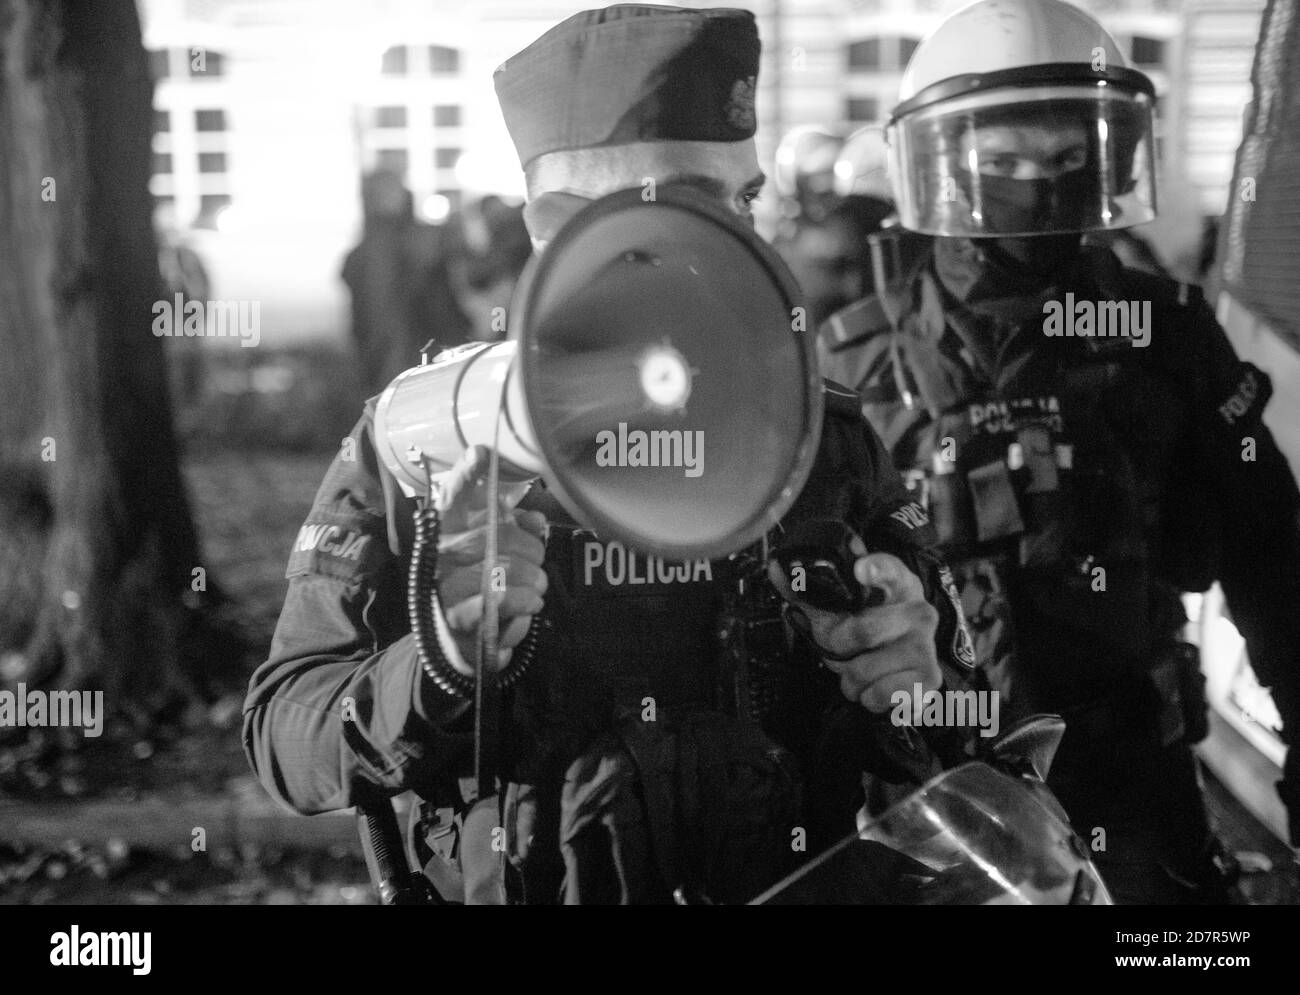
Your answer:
504;381;931;766
825;247;1211;725
381;384;961;902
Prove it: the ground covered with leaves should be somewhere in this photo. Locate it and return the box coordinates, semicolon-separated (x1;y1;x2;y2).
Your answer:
0;838;372;906
0;446;379;904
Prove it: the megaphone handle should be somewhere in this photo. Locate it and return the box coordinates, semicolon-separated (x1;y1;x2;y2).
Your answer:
474;444;503;802
406;500;546;694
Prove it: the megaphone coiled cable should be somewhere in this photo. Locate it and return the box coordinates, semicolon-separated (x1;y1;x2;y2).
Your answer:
405;498;543;700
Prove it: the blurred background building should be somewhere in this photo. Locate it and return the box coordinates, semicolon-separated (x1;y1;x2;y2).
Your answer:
141;0;1266;345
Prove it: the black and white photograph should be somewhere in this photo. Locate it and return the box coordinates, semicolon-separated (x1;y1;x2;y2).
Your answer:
1;0;1298;969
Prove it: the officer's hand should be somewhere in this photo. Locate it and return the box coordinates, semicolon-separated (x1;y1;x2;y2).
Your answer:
769;545;940;712
435;446;548;676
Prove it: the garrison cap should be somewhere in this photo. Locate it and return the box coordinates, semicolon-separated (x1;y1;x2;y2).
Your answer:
494;4;760;169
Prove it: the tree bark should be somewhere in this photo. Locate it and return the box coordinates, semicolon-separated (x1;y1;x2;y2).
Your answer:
0;0;210;724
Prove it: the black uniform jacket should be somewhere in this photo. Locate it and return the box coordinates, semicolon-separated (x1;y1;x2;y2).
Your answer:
243;382;977;848
819;243;1300;837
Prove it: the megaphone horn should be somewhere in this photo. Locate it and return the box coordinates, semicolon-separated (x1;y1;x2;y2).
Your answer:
373;185;824;562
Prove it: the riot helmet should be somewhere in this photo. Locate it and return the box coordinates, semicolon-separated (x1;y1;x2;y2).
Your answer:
885;0;1158;238
833;125;893;203
774;125;848;222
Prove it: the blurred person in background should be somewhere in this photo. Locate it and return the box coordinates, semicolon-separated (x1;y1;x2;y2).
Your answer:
342;170;445;395
777;194;894;328
442;194;533;344
773;125;926;326
343;176;534;398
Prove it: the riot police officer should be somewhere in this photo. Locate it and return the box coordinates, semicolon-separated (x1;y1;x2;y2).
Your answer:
820;0;1300;903
772;126;899;326
244;4;975;905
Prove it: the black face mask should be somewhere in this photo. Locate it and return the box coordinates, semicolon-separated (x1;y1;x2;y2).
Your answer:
966;169;1102;236
935;233;1083;317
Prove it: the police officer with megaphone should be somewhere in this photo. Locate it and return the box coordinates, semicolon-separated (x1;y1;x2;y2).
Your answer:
243;4;988;905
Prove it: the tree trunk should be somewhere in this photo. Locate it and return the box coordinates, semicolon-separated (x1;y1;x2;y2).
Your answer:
0;0;212;726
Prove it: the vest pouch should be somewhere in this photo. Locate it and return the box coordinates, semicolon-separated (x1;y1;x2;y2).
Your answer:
1016;424;1059;495
557;711;804;904
926;457;978;550
967;459;1025;543
1017;508;1073;567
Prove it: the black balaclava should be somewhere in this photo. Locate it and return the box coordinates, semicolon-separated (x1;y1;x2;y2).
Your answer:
929;232;1084;383
934;232;1084;319
969;169;1102;240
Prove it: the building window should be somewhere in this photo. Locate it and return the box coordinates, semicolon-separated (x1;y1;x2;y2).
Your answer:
848;36;921;72
149;49;170;80
382;45;407;75
845;97;880;122
188;49;225;76
195;108;227;132
376;148;409;173
1131;36;1165;67
153;152;173;175
198;152;228;174
434;147;461;170
847;39;881;71
433;104;461;127
375;105;408;128
196;194;231;229
154;109;170;133
429;46;460;74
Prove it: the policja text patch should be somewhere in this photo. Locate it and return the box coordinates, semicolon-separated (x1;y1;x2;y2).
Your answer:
571;530;719;597
285;511;388;584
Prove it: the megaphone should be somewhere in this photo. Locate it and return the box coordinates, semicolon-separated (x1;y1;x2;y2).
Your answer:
373;185;824;562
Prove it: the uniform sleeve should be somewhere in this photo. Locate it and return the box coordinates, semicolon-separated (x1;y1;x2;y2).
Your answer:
1184;306;1300;836
786;384;978;786
824;383;977;691
242;409;472;815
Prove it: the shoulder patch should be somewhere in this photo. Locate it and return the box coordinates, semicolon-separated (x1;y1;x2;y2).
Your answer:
1214;363;1271;429
286;509;389;584
938;565;977;671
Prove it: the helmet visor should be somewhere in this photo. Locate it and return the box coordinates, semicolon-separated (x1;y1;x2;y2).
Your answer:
886;84;1156;237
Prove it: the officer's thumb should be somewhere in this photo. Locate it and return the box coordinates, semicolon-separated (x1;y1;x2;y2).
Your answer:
435;445;490;531
855;552;923;606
